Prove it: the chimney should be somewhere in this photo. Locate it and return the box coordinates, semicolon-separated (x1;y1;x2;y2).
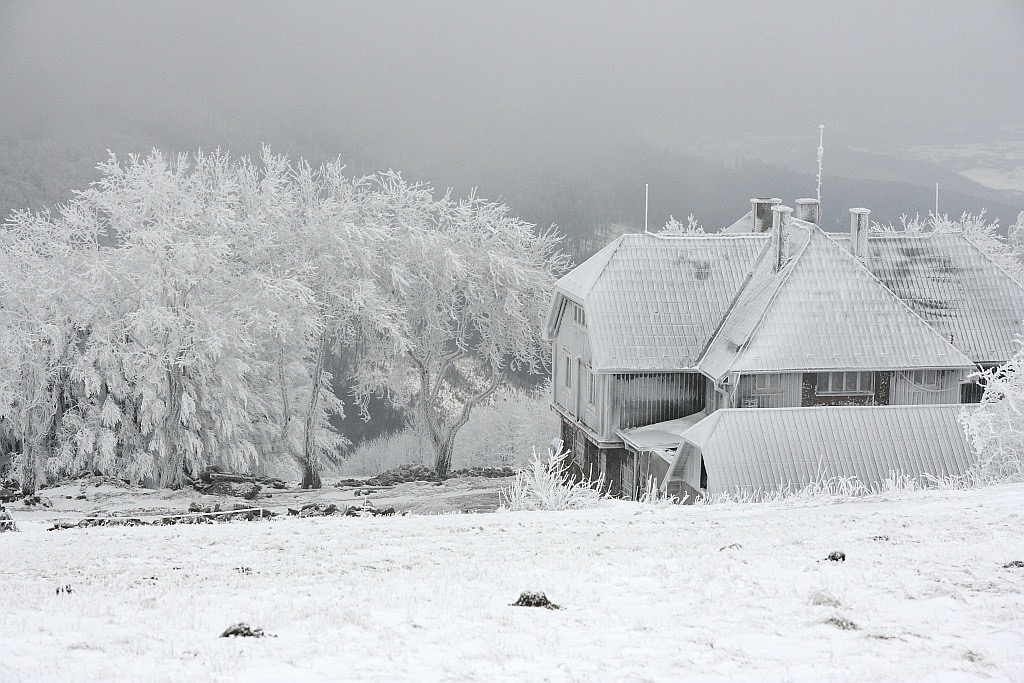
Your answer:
849;208;870;260
771;204;792;272
796;198;820;224
750;197;782;233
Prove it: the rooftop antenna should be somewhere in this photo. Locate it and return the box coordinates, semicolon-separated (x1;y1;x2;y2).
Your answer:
816;125;825;204
644;183;650;234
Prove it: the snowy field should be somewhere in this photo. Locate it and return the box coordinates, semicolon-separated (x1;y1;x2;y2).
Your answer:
2;484;1023;682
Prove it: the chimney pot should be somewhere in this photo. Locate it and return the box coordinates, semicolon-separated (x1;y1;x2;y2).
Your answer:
750;197;782;233
771;205;793;272
849;208;870;260
796;198;820;225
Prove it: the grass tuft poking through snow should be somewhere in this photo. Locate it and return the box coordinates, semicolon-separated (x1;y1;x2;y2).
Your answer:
498;448;607;511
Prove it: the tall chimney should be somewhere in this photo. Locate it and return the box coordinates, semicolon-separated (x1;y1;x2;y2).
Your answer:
771;204;793;272
849;208;870;260
796;198;820;224
750;197;782;233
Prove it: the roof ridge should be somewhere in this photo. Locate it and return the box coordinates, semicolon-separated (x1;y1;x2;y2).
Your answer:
695;225;816;376
946;229;1024;290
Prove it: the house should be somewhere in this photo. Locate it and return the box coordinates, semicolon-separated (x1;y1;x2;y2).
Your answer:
544;198;1024;499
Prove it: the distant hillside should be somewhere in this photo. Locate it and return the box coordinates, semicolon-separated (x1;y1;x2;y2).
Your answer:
3;130;1019;265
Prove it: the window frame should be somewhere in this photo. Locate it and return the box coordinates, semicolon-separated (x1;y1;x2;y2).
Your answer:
563;353;572;389
570;301;586;327
816;371;874;396
752;373;783;394
586;366;598;406
910;369;940;389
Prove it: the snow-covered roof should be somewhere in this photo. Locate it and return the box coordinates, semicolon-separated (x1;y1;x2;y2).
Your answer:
548;233;768;371
831;232;1024;365
666;405;976;496
721;209;755;234
698;226;975;379
617;410;707;452
550;216;1023;375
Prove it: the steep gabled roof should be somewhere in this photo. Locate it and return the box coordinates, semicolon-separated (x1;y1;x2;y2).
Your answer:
666;405;976;496
833;232;1024;364
722;210;755;234
549;233;768;371
697;227;974;379
553;235;623;303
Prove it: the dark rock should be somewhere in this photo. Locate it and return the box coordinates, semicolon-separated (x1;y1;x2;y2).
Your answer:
825;616;859;630
56;584;73;595
449;466;516;479
345;505;397;517
825;551;846;562
1003;560;1024;569
299;502;340;517
367;464;440;486
220;622;267;638
511;591;561;610
0;505;17;532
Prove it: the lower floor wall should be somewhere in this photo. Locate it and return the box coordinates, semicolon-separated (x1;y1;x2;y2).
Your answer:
560;417;629;497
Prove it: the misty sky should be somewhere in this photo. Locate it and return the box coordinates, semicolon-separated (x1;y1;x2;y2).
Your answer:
2;0;1022;171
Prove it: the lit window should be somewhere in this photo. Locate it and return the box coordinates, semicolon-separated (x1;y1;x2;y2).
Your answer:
910;369;940;389
753;373;783;393
817;371;874;395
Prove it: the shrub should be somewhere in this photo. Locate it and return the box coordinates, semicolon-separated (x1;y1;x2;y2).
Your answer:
959;352;1024;485
498;448;607;511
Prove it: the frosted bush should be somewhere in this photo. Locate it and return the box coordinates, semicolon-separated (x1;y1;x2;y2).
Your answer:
637;475;679;506
498;448;607;511
696;472;930;506
959;350;1024;485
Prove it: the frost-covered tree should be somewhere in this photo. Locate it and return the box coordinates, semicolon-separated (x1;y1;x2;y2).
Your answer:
352;174;568;476
0;149;372;489
872;211;1024;283
658;213;705;235
960;344;1024;484
243;156;402;488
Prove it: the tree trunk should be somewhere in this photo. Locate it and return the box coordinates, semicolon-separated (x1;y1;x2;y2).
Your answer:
20;438;37;496
432;429;456;478
160;363;187;489
300;325;328;489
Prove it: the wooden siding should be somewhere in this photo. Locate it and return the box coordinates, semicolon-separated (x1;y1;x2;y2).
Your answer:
551;302;593;424
737;373;802;408
890;369;964;405
609;372;706;432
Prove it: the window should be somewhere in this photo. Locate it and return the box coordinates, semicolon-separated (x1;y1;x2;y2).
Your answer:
753;373;783;393
817;371;874;395
563;354;572;388
909;369;940;389
570;301;587;327
587;367;598;405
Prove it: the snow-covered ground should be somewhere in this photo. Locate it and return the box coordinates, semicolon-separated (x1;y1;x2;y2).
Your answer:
2;484;1023;682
